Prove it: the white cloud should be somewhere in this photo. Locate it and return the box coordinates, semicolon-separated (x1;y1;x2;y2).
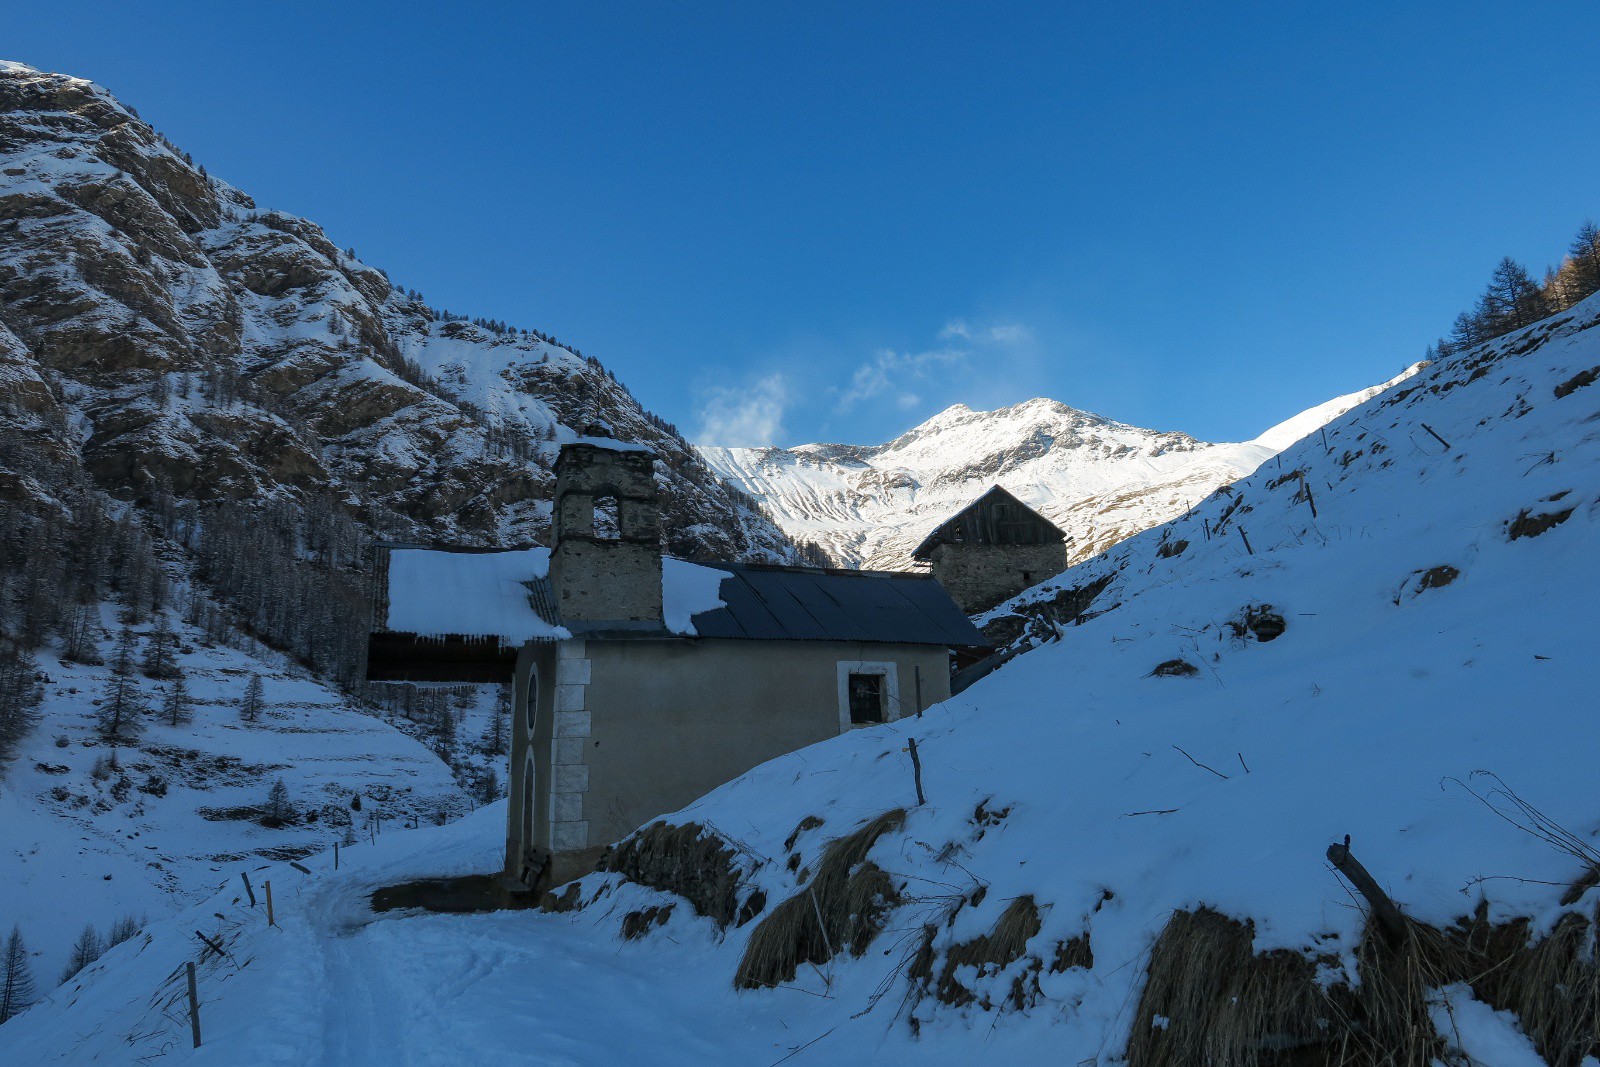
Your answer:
986;323;1034;345
836;346;966;412
695;373;791;447
834;319;1036;416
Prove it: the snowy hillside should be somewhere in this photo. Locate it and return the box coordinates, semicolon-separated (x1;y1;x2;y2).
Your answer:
0;61;789;562
10;288;1598;1062
700;370;1417;570
0;604;470;990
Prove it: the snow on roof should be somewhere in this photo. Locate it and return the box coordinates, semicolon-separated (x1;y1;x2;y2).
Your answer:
662;558;731;635
379;547;724;641
378;547;978;646
569;435;653;453
381;546;568;642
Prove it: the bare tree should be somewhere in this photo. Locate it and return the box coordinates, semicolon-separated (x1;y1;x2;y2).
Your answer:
162;673;192;727
96;627;146;744
240;672;265;723
141;615;177;679
0;925;35;1023
60;924;102;982
264;777;293;826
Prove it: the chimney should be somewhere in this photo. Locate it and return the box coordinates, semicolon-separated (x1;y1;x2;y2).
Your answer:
548;440;663;627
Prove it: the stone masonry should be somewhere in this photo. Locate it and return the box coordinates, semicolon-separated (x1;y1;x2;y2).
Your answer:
548;443;663;625
925;540;1068;614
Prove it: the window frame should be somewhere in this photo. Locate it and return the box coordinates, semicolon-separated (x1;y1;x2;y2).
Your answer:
835;660;901;732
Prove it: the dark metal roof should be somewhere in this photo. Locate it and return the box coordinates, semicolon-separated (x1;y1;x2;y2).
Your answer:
686;563;987;647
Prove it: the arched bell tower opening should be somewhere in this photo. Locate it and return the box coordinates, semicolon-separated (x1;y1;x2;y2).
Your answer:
548;441;664;626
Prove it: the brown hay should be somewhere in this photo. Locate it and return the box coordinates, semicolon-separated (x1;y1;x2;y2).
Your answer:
597;821;762;928
1128;903;1600;1067
933;895;1044;1009
620;903;674;941
784;815;824;852
734;809;905;990
1508;506;1575;540
1447;906;1599;1067
540;882;582;913
1127;909;1346;1067
1050;933;1094;972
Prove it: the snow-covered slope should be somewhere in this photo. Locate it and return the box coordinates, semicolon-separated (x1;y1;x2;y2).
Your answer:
700;370;1418;569
11;291;1597;1062
0;605;468;989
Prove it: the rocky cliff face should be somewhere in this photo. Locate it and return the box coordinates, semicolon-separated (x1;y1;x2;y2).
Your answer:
0;62;790;562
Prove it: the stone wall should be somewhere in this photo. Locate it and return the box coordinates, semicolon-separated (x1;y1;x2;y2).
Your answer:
548;442;663;624
927;541;1068;614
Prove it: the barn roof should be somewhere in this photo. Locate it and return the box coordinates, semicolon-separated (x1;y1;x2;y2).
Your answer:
911;485;1066;560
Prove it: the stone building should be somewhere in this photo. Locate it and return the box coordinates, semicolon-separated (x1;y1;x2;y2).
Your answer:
367;439;985;890
911;486;1068;614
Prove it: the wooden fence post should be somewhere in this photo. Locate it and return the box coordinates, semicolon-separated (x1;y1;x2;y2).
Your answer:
1237;526;1254;555
265;880;275;928
186;961;202;1048
1326;836;1406;939
907;737;926;806
240;871;256;908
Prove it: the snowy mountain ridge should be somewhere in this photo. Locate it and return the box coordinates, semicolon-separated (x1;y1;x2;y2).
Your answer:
701;366;1420;569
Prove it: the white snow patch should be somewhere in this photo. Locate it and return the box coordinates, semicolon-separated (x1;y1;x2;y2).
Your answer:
384;546;566;641
1428;984;1548;1067
662;558;731;635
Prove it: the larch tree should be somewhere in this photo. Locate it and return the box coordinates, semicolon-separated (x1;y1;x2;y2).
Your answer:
162;673;192;727
60;924;102;982
0;925;35;1024
140;615;177;679
1564;220;1600;299
240;672;265;723
1485;257;1549;332
484;686;510;756
96;626;146;744
0;643;42;769
106;914;143;948
265;777;293;825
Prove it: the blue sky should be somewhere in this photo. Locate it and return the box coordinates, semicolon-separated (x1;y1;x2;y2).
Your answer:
7;3;1599;447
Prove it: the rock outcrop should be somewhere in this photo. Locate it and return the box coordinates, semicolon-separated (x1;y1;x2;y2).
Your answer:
0;61;790;562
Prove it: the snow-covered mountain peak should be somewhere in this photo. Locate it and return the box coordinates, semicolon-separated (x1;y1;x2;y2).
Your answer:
702;374;1406;570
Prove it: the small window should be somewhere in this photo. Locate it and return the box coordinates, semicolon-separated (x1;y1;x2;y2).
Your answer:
847;673;885;725
525;667;539;736
593;495;620;540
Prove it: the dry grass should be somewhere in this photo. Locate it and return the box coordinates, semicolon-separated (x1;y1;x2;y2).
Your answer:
734;809;905;990
598;821;763;928
931;894;1045;1009
1127;903;1600;1067
1446;906;1599;1067
1126;909;1367;1067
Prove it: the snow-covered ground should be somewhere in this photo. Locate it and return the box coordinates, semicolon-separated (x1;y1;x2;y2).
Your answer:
0;607;468;987
8;293;1596;1062
700;367;1420;570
